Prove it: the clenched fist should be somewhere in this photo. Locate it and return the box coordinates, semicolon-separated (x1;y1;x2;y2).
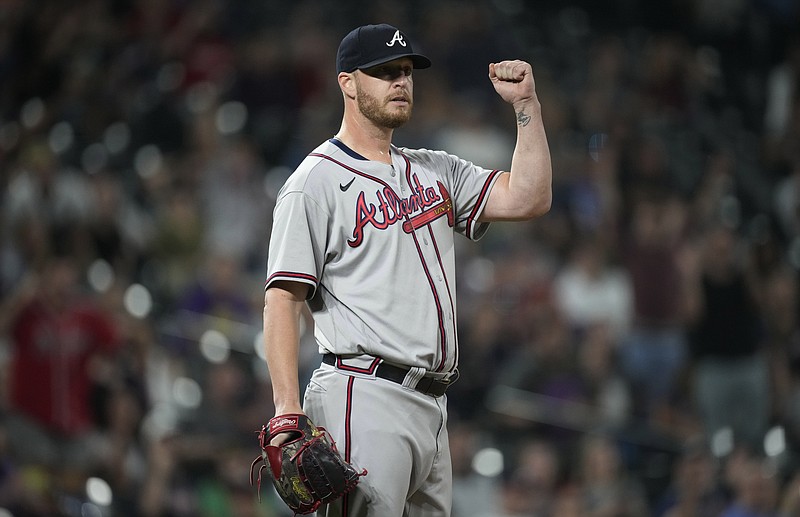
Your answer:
489;60;537;110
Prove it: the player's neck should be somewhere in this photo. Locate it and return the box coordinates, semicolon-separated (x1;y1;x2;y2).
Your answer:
335;120;394;164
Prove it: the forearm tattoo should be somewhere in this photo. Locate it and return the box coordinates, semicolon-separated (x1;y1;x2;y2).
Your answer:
516;110;531;127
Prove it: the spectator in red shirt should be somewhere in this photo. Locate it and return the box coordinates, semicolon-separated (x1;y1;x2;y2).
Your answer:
3;254;121;466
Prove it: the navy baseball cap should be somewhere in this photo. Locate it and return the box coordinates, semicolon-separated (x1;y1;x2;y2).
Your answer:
336;23;432;73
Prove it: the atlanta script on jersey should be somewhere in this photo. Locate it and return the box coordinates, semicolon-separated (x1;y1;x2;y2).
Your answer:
266;138;501;374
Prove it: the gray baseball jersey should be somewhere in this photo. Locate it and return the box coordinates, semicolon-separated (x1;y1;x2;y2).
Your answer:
266;138;501;374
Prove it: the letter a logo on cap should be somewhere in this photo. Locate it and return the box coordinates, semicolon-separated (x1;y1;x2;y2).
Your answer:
386;30;406;47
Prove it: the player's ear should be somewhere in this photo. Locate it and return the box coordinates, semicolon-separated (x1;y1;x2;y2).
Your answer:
338;72;357;99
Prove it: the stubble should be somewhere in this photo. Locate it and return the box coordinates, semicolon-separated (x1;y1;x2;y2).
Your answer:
355;80;412;129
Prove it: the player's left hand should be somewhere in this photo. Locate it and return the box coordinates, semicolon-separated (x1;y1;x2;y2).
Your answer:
489;60;537;108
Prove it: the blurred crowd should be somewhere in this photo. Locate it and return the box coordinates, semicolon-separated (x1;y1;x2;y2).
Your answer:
1;0;800;515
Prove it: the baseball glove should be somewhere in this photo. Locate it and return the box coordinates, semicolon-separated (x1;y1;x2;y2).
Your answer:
250;413;366;515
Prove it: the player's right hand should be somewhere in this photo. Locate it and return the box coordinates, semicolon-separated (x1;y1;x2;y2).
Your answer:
270;432;296;446
269;411;306;446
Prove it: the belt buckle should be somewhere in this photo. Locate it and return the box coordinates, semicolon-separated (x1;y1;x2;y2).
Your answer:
416;368;459;397
445;368;460;385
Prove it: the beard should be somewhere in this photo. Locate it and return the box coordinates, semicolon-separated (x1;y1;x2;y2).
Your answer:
355;81;412;129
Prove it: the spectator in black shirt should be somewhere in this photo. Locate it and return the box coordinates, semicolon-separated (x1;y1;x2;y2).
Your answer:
684;223;769;448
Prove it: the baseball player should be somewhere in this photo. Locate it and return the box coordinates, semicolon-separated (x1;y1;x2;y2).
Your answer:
262;23;552;516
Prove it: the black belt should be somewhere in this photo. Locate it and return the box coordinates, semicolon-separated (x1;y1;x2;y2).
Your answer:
322;354;457;397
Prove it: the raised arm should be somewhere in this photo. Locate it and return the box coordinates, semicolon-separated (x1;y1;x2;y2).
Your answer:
480;60;552;222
